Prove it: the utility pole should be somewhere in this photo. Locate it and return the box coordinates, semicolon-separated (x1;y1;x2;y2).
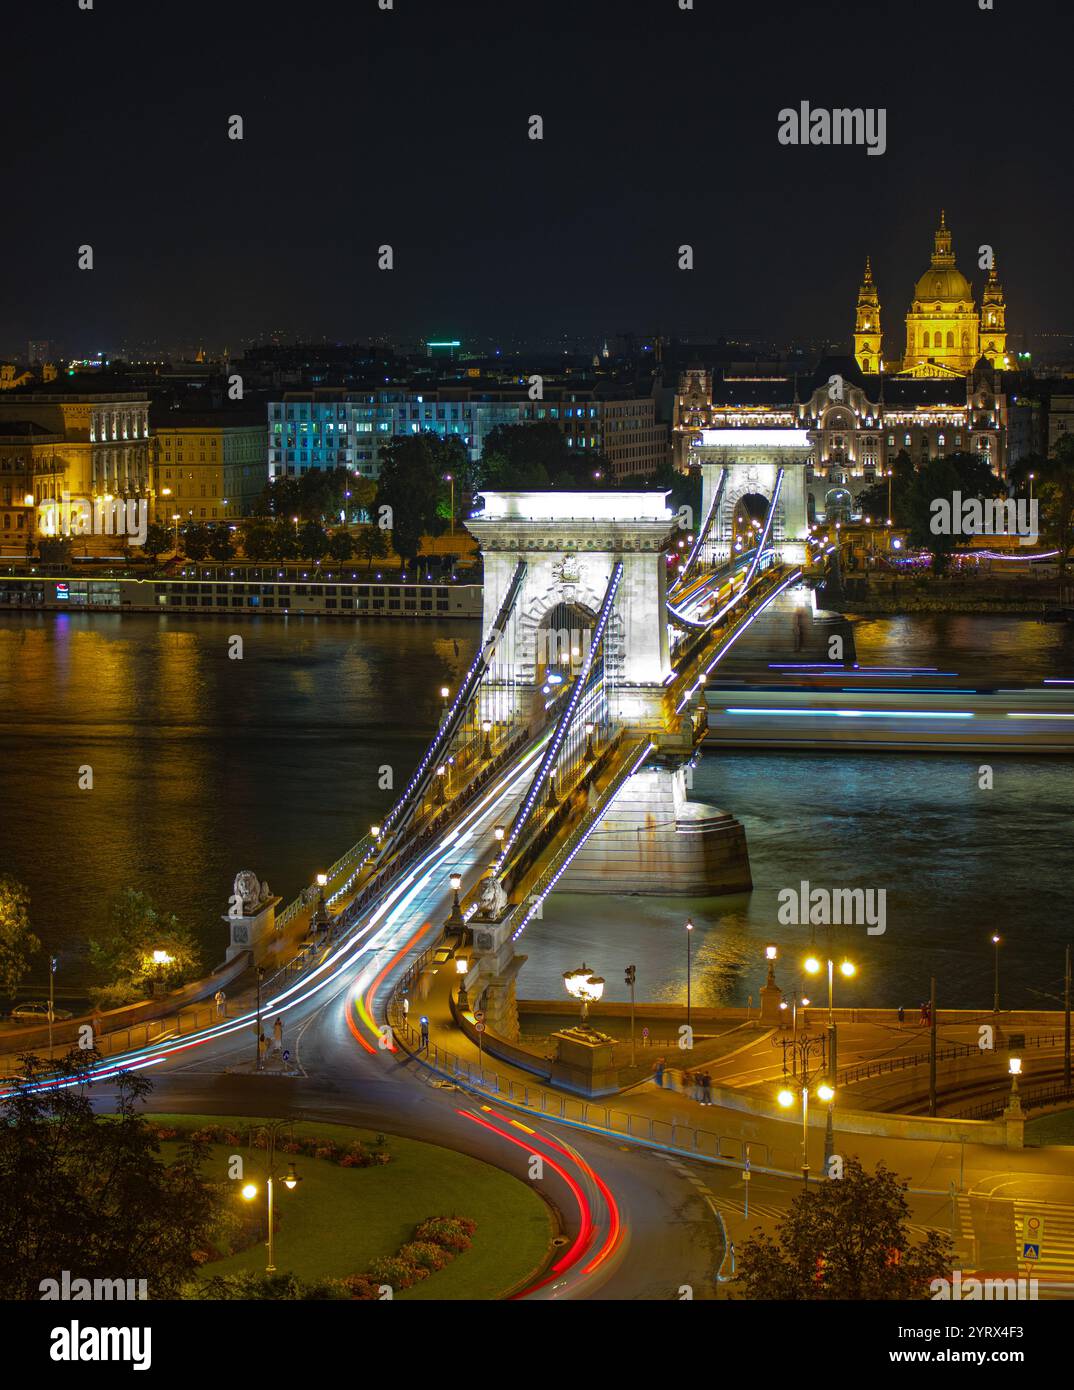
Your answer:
928;975;937;1117
255;965;265;1071
625;967;633;1061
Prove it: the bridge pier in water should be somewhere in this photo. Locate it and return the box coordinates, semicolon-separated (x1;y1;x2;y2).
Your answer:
558;764;751;895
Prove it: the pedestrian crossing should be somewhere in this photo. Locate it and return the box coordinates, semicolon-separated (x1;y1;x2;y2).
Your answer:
957;1193;1074;1285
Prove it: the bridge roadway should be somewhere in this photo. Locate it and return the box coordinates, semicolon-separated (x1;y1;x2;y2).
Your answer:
46;731;728;1299
701;685;1074;751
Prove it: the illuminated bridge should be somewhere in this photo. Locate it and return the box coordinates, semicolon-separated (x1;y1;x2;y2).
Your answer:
296;483;827;1038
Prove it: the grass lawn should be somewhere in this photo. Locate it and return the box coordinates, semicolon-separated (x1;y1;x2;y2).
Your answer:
149;1114;553;1300
1025;1108;1074;1147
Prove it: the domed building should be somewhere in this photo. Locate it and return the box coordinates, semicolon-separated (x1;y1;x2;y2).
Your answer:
853;211;1010;379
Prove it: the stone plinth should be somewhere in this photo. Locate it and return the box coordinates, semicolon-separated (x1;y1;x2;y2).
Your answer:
549;1025;620;1096
223;896;281;965
559;765;752;894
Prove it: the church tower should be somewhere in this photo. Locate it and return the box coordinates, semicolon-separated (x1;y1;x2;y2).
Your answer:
853;256;882;373
902;211;978;376
980;256;1009;369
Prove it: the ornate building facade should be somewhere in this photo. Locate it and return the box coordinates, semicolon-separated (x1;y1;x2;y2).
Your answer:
672;214;1014;523
853;211;1010;377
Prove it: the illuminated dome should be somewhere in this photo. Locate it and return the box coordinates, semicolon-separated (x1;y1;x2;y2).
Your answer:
912;210;972;305
913;264;973;305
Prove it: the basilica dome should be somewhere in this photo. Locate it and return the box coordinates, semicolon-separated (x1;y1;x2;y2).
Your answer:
913;264;973;306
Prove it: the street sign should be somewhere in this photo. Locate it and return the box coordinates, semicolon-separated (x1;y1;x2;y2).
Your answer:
1022;1243;1040;1261
475;1022;486;1034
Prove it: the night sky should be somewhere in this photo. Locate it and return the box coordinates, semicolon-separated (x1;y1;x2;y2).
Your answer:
4;0;1071;354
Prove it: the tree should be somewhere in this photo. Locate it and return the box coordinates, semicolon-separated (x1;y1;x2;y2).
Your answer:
478;421;580;490
270;520;299;561
298;520;330;561
327;529;356;563
180;521;209;561
356;524;390;570
0;877;41;999
87;889;201;1000
242;522;275;561
142;521;172;562
206;523;236;562
376;433;462;564
733;1158;953;1300
0;1058;221;1299
1036;435;1074;578
857;449;914;525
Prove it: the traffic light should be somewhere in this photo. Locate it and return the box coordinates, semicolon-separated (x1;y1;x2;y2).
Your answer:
625;964;636;987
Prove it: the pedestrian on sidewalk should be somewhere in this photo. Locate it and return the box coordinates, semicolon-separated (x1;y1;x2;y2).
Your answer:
701;1071;713;1106
214;989;226;1019
919;1001;928;1025
403;996;410;1024
257;1032;267;1068
272;1016;283;1053
654;1056;666;1087
897;1005;905;1025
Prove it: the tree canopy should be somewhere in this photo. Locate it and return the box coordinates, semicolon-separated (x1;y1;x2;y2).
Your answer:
733;1157;953;1300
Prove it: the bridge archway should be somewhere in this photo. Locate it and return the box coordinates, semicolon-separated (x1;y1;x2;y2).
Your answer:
690;429;811;566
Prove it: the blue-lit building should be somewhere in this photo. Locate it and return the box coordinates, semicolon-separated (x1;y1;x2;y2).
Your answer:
268;391;524;480
267;386;669;482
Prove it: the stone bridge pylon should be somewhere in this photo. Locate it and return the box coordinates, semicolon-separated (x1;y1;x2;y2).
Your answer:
466;490;752;896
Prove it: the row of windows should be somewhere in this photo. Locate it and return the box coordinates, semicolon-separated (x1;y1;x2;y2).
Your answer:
158;583;450;597
161;593;449;611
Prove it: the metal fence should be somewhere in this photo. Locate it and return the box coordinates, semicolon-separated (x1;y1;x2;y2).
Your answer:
839;1031;1069;1088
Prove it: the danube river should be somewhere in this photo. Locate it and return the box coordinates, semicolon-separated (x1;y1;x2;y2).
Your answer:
0;609;1069;1009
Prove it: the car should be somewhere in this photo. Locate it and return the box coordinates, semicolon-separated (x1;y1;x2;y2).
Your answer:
10;1002;74;1022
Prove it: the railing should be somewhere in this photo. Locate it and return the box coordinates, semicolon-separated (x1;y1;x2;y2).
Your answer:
384;952;771;1170
377;559;528;850
506;735;651;944
0;998;223;1077
503;561;623;859
839;1031;1069;1088
671;465;726;593
954;1080;1074;1121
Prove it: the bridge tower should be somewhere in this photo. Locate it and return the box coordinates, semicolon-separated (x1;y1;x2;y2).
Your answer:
691;428;811;567
463;490;752;1039
467;489;752;895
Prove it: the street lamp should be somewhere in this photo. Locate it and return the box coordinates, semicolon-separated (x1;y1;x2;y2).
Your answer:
685;918;695;1030
563;963;605;1023
1007;1056;1023;1114
804;952;855;1164
493;824;505;844
481;719;493;760
240;1122;302;1273
446;872;464;929
434;764;447;806
584;721;595;760
777;1071;836;1185
455;954;470;1012
992;934;1001;1013
444;473;455;535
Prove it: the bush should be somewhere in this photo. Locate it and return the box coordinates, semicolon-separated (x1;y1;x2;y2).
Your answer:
366;1256;428;1290
398;1241;452;1273
414;1216;475;1252
341;1274;381;1300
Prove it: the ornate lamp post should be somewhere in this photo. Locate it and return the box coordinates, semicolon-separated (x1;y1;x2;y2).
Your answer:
563;963;605;1024
455;954;470;1013
241;1120;302;1273
446;872;465;930
481;719;493;760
